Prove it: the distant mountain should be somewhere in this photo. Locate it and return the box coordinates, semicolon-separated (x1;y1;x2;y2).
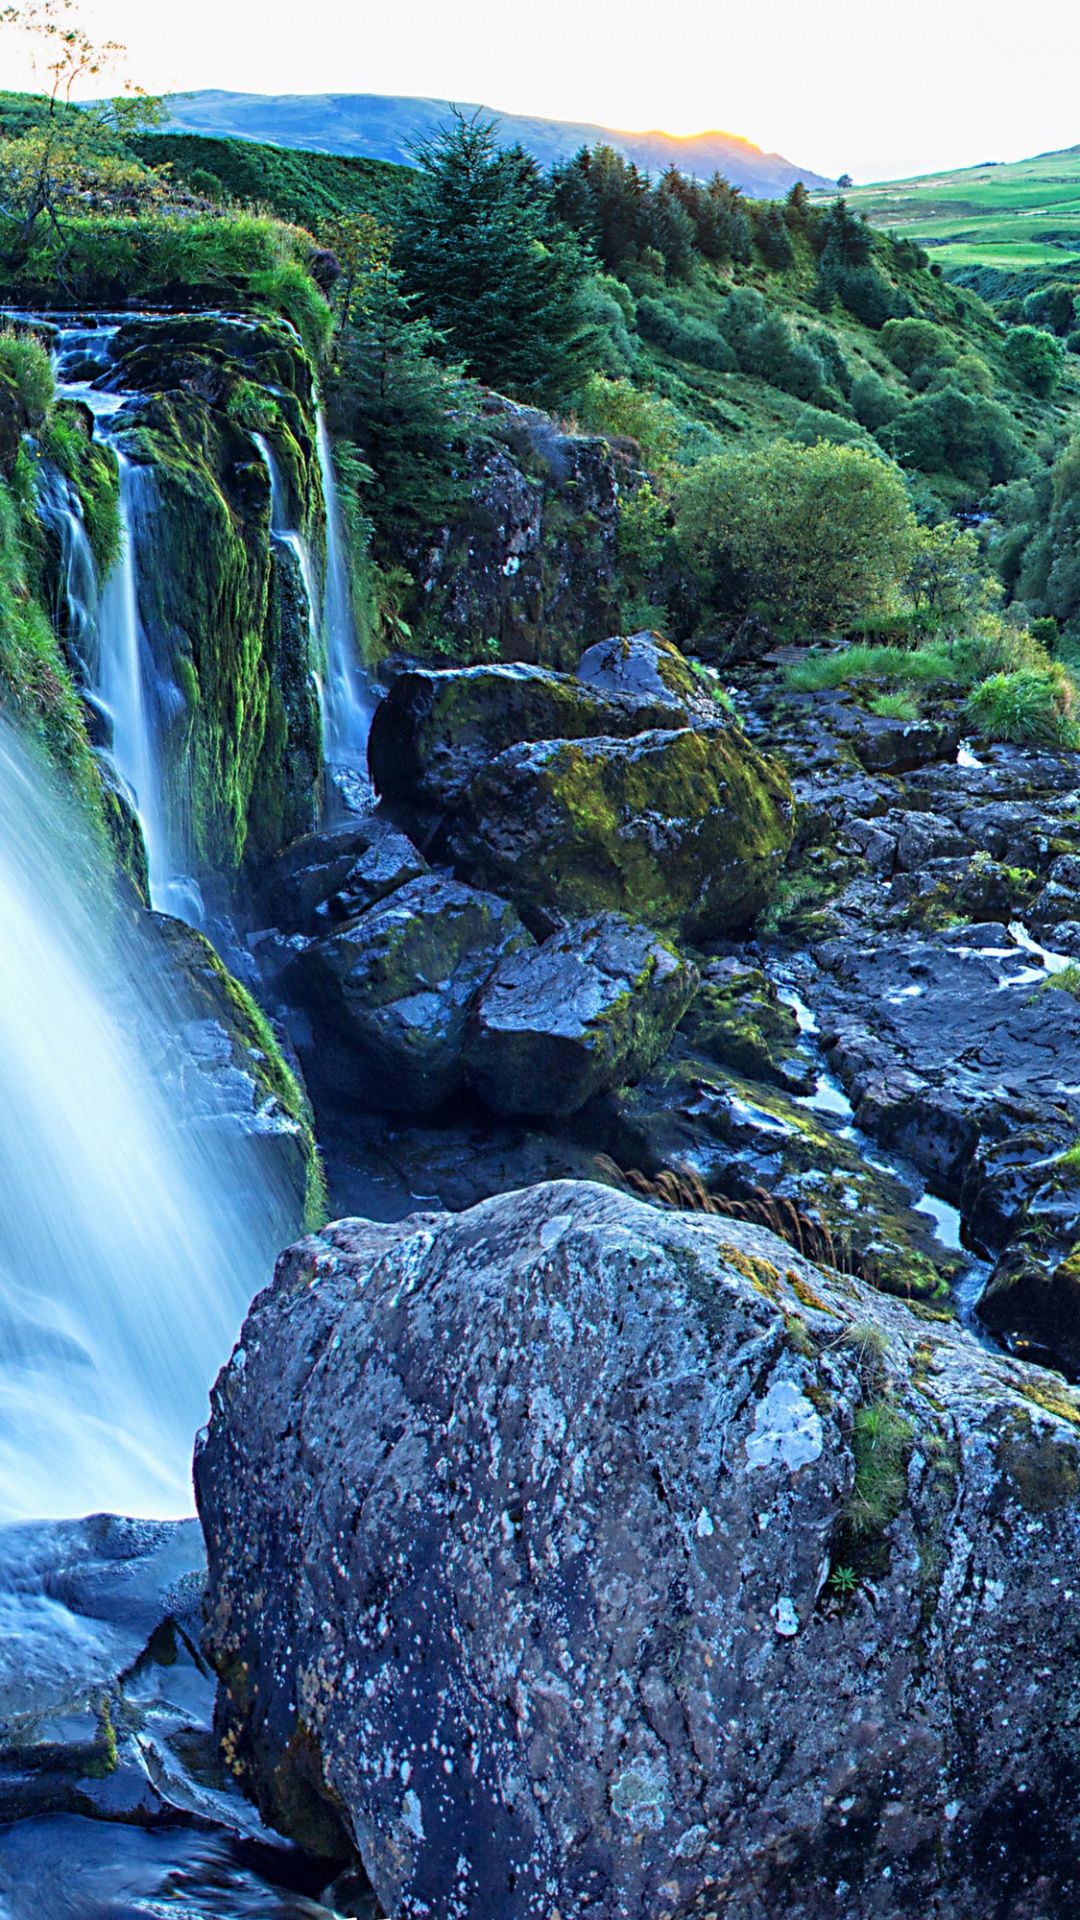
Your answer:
163;92;833;198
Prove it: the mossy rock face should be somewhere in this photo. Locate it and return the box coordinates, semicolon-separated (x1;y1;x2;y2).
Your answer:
148;914;325;1236
105;315;324;874
450;723;794;941
286;873;533;1114
678;958;815;1094
465;914;699;1120
368;661;687;810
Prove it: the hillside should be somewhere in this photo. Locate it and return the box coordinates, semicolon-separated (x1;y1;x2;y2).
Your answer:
823;146;1080;278
162;89;834;195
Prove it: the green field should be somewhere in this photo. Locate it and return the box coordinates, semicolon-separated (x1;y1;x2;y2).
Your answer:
819;148;1080;275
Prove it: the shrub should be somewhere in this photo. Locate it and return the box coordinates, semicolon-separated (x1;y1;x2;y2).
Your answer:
0;328;53;424
678;439;917;631
881;386;1024;491
880;317;957;376
851;371;900;431
635;295;736;372
1004;324;1065;398
574;373;681;477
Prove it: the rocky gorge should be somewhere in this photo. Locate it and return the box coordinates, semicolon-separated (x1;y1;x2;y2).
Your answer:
8;288;1080;1919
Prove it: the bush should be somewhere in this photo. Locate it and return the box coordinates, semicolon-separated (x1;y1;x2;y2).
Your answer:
1004;324;1065;398
881;386;1024;491
880;317;957;376
635;295;736;372
0;328;53;424
574;373;681;477
851;371;900;431
678;439;917;631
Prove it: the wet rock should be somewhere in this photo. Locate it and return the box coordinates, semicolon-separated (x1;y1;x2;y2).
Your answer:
676;957;814;1094
0;1517;361;1914
148;914;323;1238
285;874;532;1113
257;813;427;937
368;661;685;811
198;1181;1080;1920
576;629;697;705
843;710;961;773
465;915;698;1119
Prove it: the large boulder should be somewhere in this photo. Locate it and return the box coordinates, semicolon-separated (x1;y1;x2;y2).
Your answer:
368;656;793;940
284;873;532;1113
448;723;793;939
198;1181;1080;1920
465;914;698;1118
368;661;686;810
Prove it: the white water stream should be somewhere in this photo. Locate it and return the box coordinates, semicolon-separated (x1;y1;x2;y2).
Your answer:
0;721;285;1520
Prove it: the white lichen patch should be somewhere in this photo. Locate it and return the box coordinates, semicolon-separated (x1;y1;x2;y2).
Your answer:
610;1751;670;1829
745;1377;824;1474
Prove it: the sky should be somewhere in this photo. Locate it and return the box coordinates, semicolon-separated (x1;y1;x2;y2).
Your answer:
3;0;1080;184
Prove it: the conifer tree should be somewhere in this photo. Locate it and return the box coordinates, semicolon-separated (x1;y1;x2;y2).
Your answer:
397;112;599;405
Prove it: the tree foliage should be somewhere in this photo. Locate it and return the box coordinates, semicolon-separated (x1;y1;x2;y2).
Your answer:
0;1;164;277
678;439;917;630
396;113;598;406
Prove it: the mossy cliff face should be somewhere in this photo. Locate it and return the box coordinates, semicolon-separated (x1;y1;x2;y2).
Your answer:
110;316;324;873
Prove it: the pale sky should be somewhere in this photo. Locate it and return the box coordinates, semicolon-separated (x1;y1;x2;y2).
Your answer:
3;0;1080;184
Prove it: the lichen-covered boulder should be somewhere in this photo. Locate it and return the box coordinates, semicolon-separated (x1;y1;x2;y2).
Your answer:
465;914;698;1118
449;723;794;939
368;661;685;810
576;629;697;706
198;1181;1080;1920
284;873;532;1113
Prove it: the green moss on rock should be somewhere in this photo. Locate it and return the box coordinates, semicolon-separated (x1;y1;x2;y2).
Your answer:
451;722;795;940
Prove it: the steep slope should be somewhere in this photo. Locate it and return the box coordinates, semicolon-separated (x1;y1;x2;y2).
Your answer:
162;90;833;195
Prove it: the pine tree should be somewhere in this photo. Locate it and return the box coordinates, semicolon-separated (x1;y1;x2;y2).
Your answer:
397;113;600;405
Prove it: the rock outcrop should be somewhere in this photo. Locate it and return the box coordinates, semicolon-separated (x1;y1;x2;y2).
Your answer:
409;395;634;667
198;1180;1080;1920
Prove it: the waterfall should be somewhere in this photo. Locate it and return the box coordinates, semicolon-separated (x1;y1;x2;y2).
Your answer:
0;719;289;1521
255;421;374;802
316;412;374;773
39;320;200;919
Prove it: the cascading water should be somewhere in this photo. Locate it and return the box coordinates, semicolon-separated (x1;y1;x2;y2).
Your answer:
255;419;374;805
316;412;374;775
36;318;201;919
0;719;289;1521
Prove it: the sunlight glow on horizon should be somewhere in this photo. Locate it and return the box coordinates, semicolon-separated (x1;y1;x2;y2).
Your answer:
3;0;1080;185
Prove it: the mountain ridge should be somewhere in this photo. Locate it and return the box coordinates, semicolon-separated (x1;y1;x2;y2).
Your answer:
162;89;834;197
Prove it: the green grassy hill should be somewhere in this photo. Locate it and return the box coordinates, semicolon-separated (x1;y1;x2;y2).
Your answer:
824;148;1080;276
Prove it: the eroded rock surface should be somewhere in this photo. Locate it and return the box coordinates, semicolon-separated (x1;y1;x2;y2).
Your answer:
198;1180;1080;1920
